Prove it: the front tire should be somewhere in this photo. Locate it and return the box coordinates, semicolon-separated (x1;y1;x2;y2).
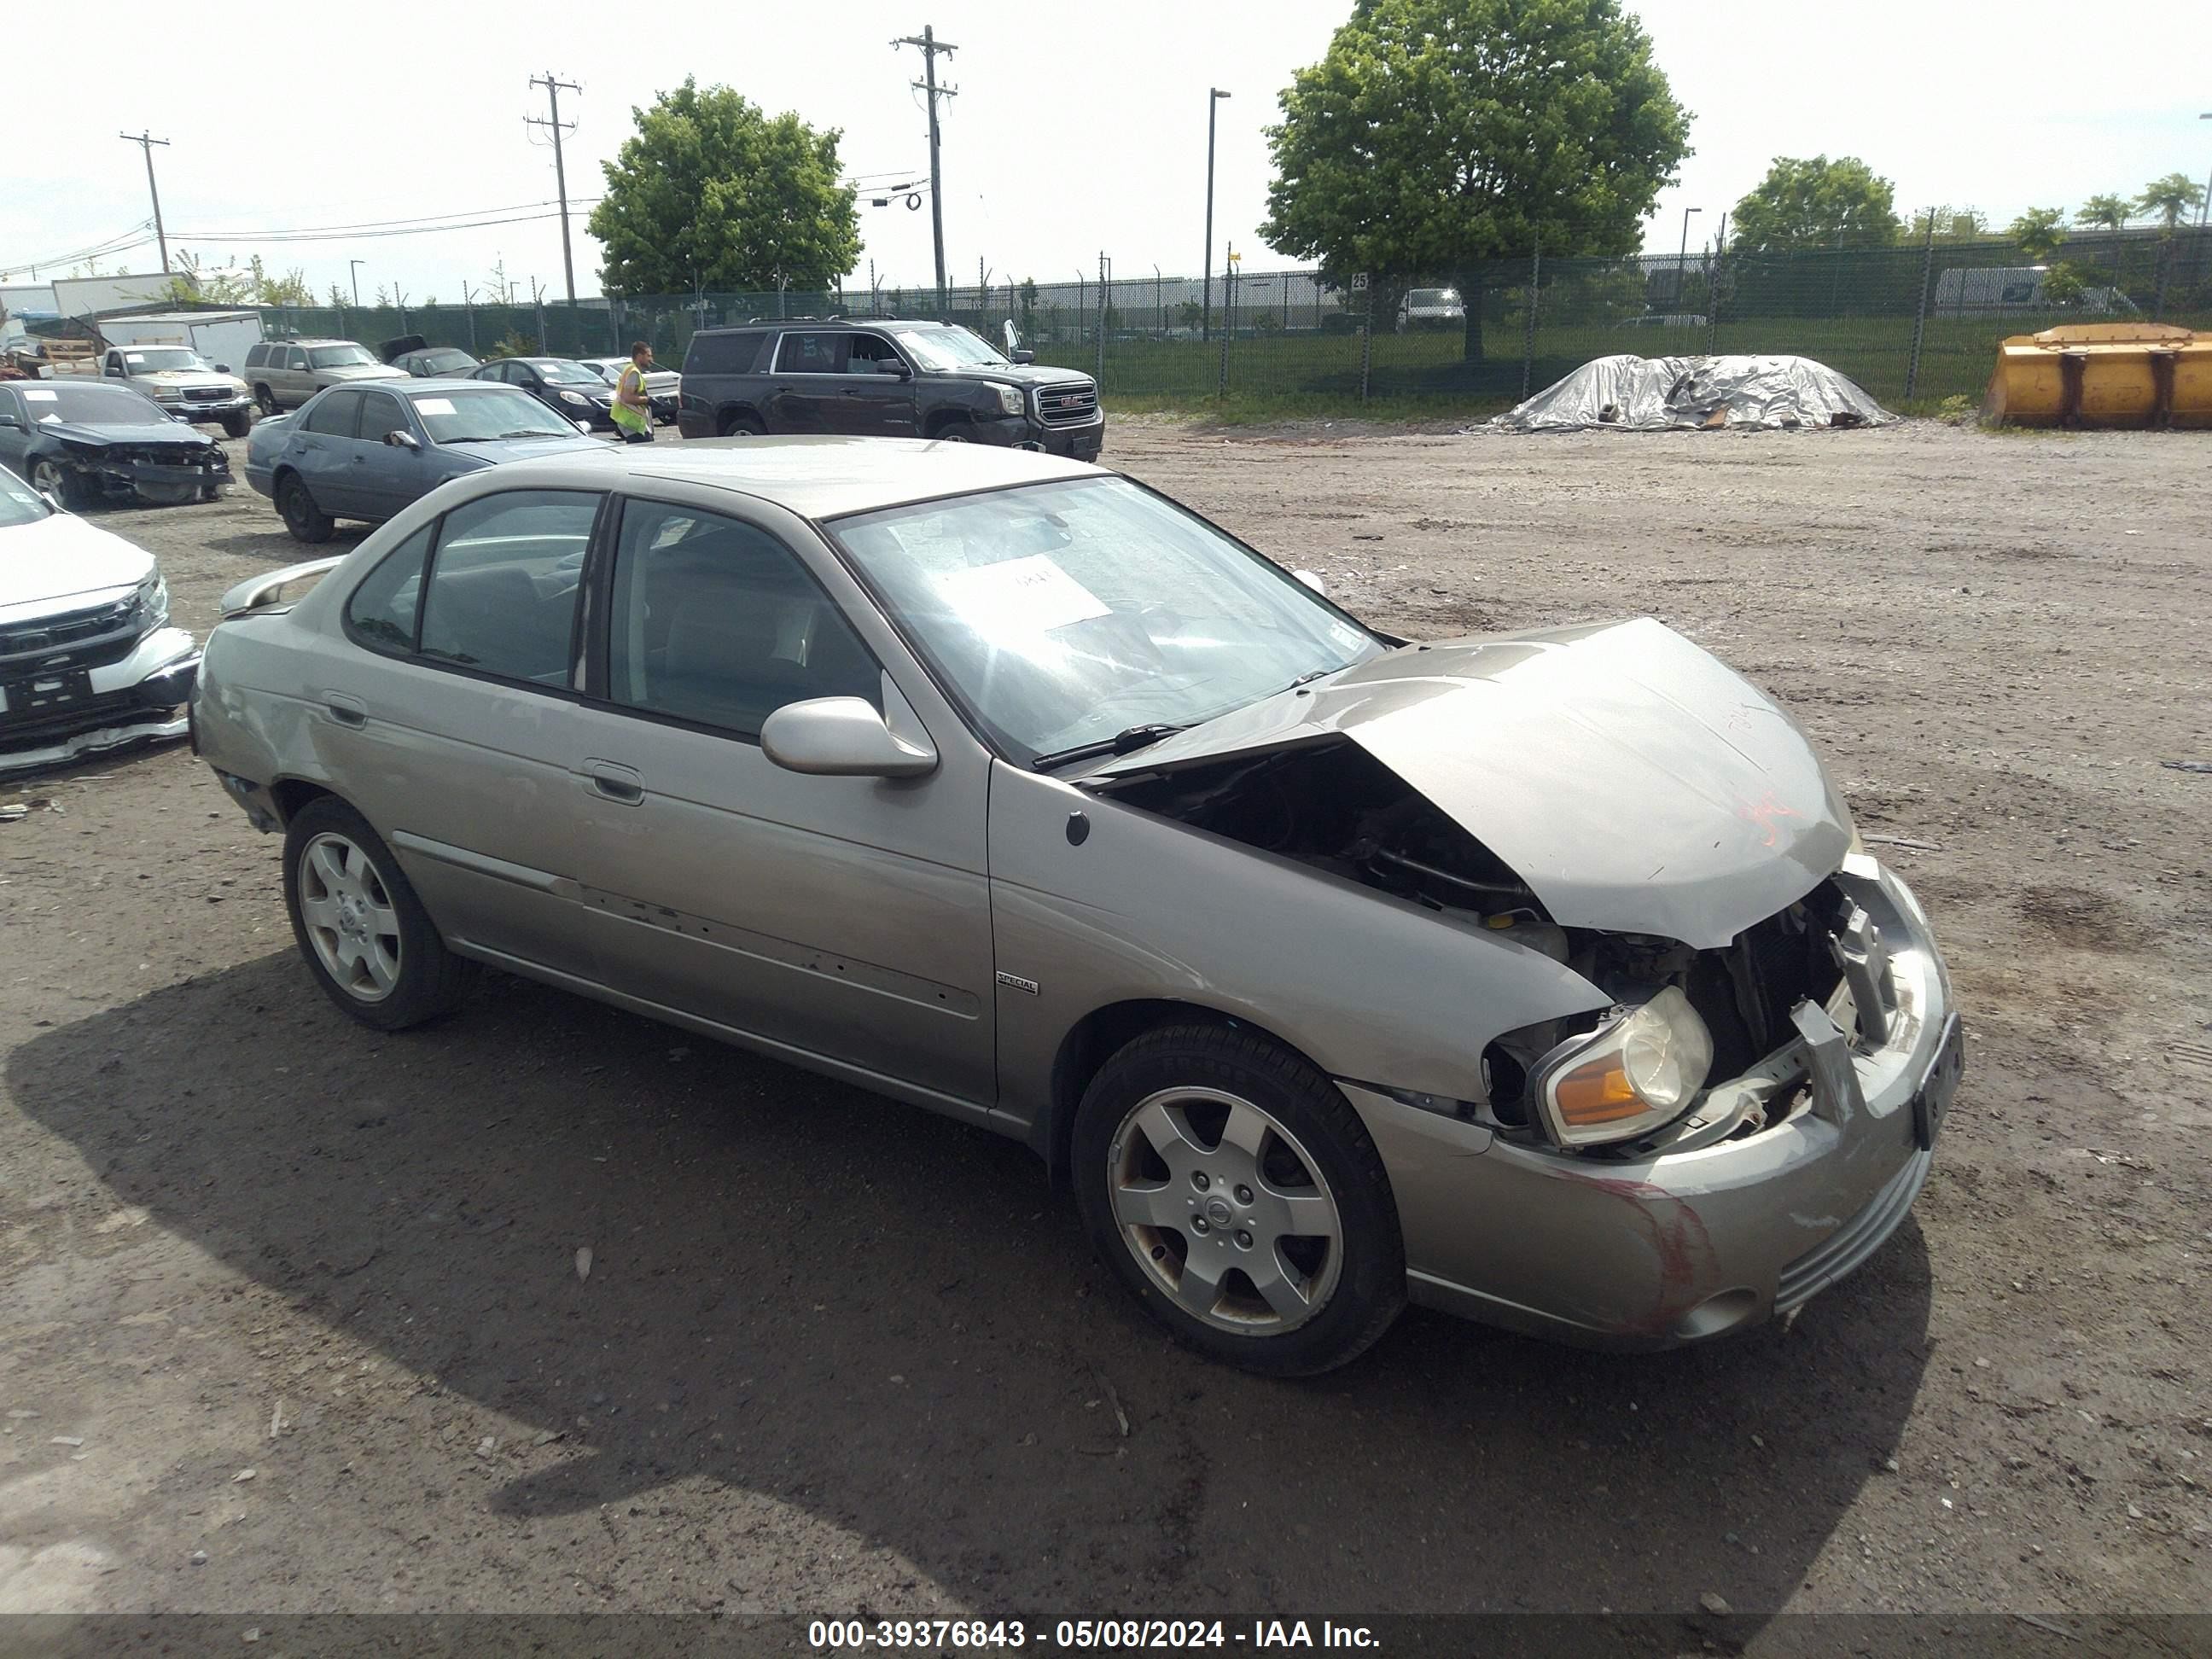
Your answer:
282;798;466;1031
223;409;253;438
930;418;975;443
1072;1023;1406;1377
29;457;82;507
276;472;333;543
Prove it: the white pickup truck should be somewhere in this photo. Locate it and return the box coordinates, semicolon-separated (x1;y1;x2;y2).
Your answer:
92;344;257;437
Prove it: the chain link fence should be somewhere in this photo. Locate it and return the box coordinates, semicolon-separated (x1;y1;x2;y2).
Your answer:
250;227;2212;410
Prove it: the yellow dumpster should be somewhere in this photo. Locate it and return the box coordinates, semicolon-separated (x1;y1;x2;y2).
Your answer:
1982;323;2212;428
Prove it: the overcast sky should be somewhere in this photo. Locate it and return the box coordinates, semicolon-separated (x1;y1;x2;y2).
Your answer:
5;0;2205;303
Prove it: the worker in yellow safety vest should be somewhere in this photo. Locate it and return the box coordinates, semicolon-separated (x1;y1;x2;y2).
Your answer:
611;341;655;443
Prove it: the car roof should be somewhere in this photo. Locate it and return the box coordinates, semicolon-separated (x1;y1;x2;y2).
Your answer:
490;435;1102;520
694;318;947;335
269;338;361;347
390;377;512;394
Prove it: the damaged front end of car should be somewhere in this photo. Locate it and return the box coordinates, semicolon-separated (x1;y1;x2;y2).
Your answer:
50;435;230;506
0;570;200;774
1085;618;1959;1344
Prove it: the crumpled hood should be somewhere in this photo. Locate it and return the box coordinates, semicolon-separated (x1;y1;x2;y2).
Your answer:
1095;617;1854;948
27;419;215;450
0;511;154;619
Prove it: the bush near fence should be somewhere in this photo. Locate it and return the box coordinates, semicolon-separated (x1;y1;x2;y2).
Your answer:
243;228;2212;413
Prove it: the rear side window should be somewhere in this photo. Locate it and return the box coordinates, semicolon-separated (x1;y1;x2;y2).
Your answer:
302;389;364;436
684;329;768;375
417;490;600;686
774;333;847;374
344;523;434;655
245;343;268;368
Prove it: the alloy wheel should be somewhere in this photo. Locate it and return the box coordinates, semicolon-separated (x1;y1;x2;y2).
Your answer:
1107;1086;1345;1333
297;832;402;1002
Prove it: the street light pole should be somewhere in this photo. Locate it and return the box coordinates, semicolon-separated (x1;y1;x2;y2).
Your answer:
349;260;364;307
1202;88;1231;342
118;131;172;274
1677;207;1702;307
2198;114;2210;231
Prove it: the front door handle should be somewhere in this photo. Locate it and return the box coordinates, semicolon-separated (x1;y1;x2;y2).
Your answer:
323;690;367;727
586;760;644;805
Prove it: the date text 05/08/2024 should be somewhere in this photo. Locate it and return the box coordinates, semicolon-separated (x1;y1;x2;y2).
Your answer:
808;1619;1381;1650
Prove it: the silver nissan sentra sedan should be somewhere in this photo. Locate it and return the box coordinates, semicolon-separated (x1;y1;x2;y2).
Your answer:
191;439;1960;1376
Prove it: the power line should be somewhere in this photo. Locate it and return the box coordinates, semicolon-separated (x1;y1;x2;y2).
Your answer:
891;24;958;318
527;72;582;308
171;204;602;245
1;221;156;281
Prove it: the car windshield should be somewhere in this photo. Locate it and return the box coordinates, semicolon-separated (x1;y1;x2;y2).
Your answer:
121;347;210;373
416;349;476;373
888;327;1008;371
831;477;1383;764
0;470;55;527
533;360;603;385
15;383;162;424
410;388;576;443
309;344;378;369
1408;288;1459;306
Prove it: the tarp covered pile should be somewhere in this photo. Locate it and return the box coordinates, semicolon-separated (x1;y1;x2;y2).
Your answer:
1492;354;1895;432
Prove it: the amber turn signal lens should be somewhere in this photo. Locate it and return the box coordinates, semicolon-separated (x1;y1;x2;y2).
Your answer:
1551;1060;1648;1126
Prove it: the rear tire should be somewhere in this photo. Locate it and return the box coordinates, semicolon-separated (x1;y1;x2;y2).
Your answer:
276;472;334;544
1072;1023;1406;1377
253;384;278;416
282;797;466;1032
719;413;764;438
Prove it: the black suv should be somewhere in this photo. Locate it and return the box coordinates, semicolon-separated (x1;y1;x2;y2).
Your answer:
676;318;1103;459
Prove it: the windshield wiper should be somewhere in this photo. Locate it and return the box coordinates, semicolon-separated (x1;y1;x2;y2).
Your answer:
1029;722;1187;772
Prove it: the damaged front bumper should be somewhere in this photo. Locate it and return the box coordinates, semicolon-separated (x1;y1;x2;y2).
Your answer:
66;446;230;503
0;626;201;774
1344;855;1957;1348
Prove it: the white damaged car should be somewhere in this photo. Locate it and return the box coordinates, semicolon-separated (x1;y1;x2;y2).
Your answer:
0;468;199;773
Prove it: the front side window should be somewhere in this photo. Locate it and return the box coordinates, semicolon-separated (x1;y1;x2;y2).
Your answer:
606;501;880;736
343;524;434;655
301;389;364;436
831;477;1382;764
357;392;411;445
774;332;846;374
283;347;308;370
416;490;598;685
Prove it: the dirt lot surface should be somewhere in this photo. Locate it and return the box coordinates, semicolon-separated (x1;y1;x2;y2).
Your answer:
2;420;2207;1630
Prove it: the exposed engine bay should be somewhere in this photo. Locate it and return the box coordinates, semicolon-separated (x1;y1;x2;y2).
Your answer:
1091;737;1849;1150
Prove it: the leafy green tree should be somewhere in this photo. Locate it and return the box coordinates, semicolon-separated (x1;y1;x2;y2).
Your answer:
2075;194;2129;231
2008;207;2066;263
590;79;859;295
1260;0;1690;363
2039;263;2088;307
2133;172;2205;231
1731;156;1902;253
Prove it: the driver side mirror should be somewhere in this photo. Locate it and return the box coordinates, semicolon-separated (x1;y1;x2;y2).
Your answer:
383;428;421;451
887;360;913;380
214;363;232;375
761;697;938;779
1010;349;1035;364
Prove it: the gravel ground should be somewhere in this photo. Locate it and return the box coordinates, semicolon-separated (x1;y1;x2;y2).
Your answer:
1;418;2207;1627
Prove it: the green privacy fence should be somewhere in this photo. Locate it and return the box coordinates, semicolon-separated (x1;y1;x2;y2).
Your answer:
251;227;2212;410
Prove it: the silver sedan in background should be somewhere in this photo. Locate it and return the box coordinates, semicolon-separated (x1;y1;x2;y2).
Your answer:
189;439;1959;1375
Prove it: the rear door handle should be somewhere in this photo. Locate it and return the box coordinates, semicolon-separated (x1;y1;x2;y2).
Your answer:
323;690;367;727
586;760;644;805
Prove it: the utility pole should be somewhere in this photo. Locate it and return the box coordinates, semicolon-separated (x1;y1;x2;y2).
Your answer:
527;73;582;308
349;259;364;307
1202;90;1231;341
119;131;172;274
892;25;958;319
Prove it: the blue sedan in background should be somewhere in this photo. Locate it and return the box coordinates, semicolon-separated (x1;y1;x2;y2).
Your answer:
245;378;604;543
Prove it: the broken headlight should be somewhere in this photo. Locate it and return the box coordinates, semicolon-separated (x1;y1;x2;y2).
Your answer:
129;570;170;636
1532;987;1714;1148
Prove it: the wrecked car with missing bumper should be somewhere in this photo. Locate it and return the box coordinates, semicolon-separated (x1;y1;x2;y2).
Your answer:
0;467;199;772
0;380;230;508
188;439;1958;1375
